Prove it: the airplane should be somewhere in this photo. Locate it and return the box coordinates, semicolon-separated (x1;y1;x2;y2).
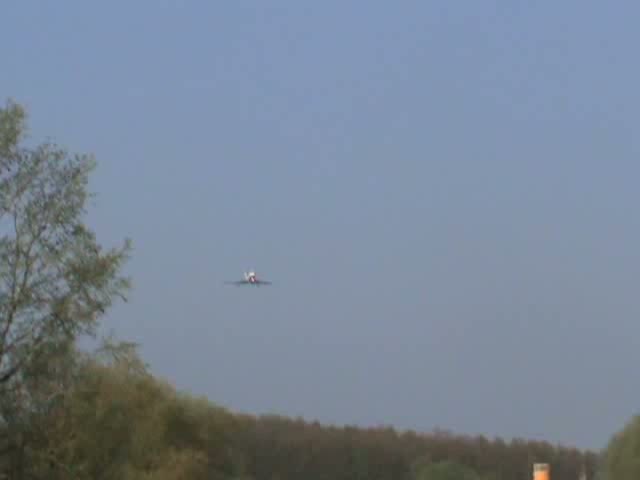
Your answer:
224;270;272;286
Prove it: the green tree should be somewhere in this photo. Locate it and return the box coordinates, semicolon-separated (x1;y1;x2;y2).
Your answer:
413;460;481;480
0;98;131;471
18;337;223;479
600;415;640;480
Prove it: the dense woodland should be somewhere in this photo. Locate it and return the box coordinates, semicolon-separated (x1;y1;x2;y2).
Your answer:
0;99;636;479
0;338;601;479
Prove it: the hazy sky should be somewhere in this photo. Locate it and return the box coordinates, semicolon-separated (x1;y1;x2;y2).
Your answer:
2;1;639;451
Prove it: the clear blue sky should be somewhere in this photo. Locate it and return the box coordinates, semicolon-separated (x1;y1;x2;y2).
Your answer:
2;1;639;450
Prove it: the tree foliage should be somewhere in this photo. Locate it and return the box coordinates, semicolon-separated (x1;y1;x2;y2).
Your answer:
229;414;597;480
0;99;131;387
4;340;597;480
413;460;484;480
0;101;130;376
0;98;131;473
600;415;640;480
0;338;211;479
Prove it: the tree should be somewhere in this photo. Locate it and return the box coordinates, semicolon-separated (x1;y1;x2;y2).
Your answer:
412;460;482;480
600;415;640;480
0;98;131;464
19;338;208;479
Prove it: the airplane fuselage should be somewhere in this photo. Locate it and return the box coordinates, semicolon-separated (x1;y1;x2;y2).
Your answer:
225;270;271;286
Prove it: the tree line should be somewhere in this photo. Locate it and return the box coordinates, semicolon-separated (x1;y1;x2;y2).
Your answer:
0;336;601;479
0;98;636;479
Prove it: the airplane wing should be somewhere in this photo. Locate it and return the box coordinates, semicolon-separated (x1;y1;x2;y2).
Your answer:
224;280;250;286
255;279;272;285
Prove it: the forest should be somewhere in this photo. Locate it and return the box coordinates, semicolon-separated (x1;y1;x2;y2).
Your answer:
0;98;636;479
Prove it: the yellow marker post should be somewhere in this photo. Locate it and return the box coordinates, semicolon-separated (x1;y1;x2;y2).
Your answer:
533;463;550;480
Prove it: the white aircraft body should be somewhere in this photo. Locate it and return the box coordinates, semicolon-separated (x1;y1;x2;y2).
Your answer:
224;270;272;286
